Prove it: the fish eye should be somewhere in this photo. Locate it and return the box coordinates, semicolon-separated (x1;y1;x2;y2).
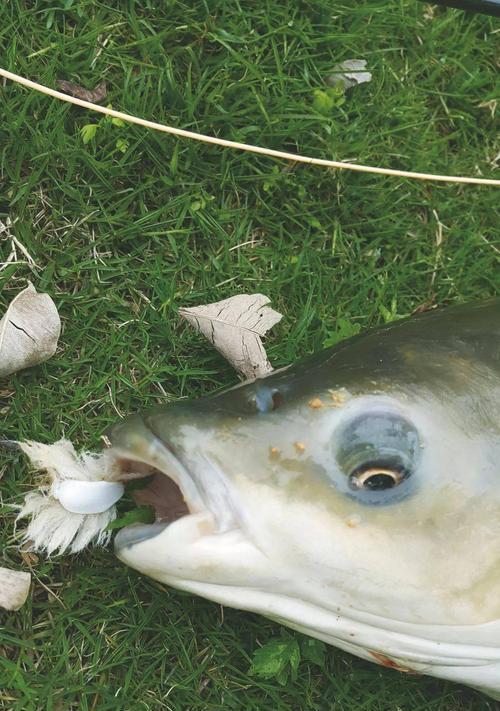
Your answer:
335;410;420;504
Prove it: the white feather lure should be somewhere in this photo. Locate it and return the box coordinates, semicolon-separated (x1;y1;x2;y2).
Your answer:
15;439;124;555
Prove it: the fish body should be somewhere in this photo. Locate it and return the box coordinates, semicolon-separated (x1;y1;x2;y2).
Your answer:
111;300;500;698
418;0;500;16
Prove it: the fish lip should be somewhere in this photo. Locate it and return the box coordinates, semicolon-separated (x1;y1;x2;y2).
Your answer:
114;522;170;550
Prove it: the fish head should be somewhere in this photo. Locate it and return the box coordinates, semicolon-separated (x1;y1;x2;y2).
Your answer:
111;301;500;634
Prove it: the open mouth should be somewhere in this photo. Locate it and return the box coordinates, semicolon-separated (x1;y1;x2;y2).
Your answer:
107;417;238;550
111;458;195;550
113;456;212;556
119;460;190;524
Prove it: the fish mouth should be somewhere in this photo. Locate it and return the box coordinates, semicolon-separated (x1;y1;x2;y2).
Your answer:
109;415;238;551
113;466;192;549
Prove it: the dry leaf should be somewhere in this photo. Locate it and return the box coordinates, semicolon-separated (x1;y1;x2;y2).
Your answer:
20;549;39;566
0;566;31;610
56;80;107;103
326;59;372;89
0;284;61;377
179;294;282;379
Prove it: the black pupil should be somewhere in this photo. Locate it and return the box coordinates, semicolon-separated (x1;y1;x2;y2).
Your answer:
364;473;396;490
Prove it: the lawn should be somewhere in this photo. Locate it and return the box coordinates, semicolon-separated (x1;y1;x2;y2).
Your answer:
0;0;499;709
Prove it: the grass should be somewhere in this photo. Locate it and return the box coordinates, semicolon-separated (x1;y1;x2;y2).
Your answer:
0;0;499;708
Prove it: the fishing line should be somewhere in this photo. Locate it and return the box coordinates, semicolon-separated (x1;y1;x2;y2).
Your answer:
1;67;499;187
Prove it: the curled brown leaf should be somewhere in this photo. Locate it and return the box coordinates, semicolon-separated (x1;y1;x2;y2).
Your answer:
56;80;107;103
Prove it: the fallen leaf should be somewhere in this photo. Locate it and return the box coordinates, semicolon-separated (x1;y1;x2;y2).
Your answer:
0;283;61;378
312;87;345;114
326;59;372;90
0;566;31;611
81;123;99;144
20;548;39;566
115;137;129;153
179;294;282;379
106;505;155;530
300;637;326;666
249;637;301;685
56;80;107;103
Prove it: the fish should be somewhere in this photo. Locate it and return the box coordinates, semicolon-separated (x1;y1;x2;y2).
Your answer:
109;299;500;699
420;0;500;18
